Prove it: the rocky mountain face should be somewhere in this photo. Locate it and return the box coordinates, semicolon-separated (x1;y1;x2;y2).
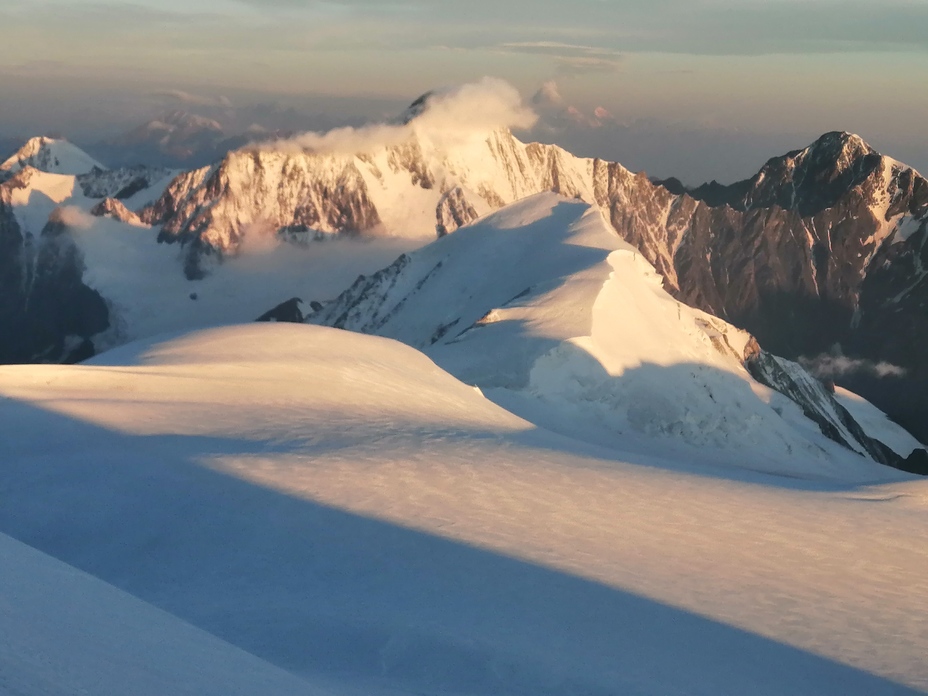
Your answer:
663;133;928;443
0;142;172;364
140;128;594;276
89;197;142;225
0;191;109;363
141;124;927;442
77;164;173;200
743;341;927;474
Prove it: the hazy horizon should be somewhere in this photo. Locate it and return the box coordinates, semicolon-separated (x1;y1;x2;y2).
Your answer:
2;0;927;183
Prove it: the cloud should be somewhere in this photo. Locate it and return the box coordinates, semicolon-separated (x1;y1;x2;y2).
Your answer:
498;41;623;58
237;219;282;256
51;206;94;230
153;90;233;109
529;80;615;130
800;347;907;380
496;41;624;74
266;77;537;156
532;80;563;107
555;56;622;75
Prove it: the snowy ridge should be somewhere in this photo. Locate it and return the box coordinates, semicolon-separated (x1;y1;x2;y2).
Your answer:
1;136;106;176
77;164;176;204
141;127;599;273
834;386;924;457
311;193;918;477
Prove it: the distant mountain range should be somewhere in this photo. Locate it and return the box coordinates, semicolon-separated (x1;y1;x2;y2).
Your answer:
86;110;287;170
0;103;926;463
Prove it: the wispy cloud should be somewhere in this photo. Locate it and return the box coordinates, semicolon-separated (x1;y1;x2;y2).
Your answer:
800;348;907;380
495;41;624;74
152;90;233;109
555;56;622;75
262;77;537;155
498;41;623;58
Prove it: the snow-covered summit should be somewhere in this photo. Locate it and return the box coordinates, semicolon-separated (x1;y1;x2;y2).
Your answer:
311;193;921;478
1;136;106;176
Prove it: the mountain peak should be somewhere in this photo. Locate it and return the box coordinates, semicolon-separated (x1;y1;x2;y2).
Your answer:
1;136;106;176
803;130;876;171
399;91;437;125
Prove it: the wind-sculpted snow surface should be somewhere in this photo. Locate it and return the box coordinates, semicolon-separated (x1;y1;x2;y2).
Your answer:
0;533;328;696
311;193;922;475
1;323;927;695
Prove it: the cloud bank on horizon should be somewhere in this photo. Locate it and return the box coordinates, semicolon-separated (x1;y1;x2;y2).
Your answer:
1;0;926;183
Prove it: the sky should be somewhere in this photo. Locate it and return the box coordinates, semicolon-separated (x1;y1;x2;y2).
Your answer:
1;0;927;183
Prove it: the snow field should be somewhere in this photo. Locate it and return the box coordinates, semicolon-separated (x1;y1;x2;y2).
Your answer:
1;323;927;695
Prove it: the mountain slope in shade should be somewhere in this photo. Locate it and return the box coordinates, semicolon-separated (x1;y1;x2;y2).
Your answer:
0;161;198;362
311;193;923;475
0;170;110;363
2;322;927;695
1;136;106;177
670;131;928;442
0;532;326;696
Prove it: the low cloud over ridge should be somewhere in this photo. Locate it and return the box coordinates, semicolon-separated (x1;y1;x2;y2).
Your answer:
800;346;907;380
266;77;537;156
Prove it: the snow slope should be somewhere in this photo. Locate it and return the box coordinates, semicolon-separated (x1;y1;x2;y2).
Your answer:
0;532;324;696
312;193;916;479
1;136;105;176
1;323;927;695
834;386;924;456
2;167;82;238
71;216;419;351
